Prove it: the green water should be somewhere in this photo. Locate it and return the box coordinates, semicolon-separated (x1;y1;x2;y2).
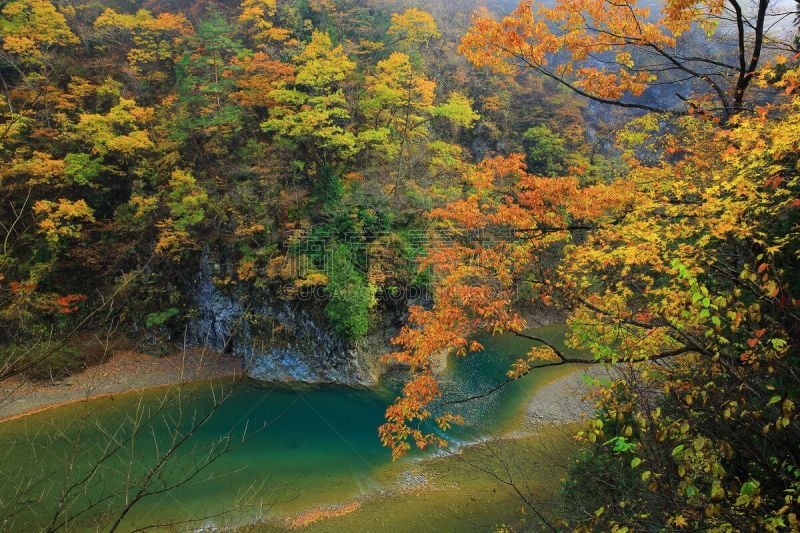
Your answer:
0;325;583;531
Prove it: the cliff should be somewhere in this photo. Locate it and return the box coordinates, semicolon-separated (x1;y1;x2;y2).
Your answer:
187;253;391;387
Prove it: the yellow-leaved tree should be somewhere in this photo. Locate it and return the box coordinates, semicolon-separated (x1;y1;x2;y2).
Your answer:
381;2;800;526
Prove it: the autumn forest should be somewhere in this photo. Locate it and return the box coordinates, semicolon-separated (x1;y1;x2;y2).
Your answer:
0;0;799;530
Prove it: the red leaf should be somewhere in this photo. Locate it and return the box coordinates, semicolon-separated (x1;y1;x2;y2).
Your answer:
765;175;783;189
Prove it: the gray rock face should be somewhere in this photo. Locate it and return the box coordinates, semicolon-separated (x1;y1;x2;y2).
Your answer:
189;256;244;352
187;252;384;387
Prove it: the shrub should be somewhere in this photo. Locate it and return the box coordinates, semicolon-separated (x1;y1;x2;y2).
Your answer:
325;243;377;340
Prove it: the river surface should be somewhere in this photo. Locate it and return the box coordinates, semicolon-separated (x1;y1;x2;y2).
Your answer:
0;325;586;531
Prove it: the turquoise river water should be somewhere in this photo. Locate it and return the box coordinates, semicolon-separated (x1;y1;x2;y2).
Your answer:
0;325;585;531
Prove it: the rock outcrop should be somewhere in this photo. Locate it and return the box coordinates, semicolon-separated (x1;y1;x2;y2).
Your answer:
187;252;388;387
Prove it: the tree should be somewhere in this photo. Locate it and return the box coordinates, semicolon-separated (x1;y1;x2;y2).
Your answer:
0;0;79;151
32;198;95;246
381;52;800;527
522;124;567;176
172;12;244;155
93;7;193;86
229;51;294;109
262;30;358;175
0;0;77;64
238;0;293;43
556;74;800;530
360;51;478;202
460;0;799;120
379;153;624;457
154;169;209;257
388;7;442;52
73;97;155;157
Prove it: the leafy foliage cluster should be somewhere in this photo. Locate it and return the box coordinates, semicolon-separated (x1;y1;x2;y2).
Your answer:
0;0;598;362
378;1;800;530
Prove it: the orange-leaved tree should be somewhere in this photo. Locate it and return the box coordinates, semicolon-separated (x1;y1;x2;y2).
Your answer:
379;153;632;457
460;0;798;121
380;57;800;527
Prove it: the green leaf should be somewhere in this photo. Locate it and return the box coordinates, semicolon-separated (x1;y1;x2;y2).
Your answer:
740;480;759;496
145;307;179;328
770;338;787;351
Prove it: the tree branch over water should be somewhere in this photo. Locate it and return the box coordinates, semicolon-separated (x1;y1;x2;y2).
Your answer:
439;334;694;407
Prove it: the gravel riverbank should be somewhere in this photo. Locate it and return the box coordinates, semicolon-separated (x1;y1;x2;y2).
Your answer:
517;365;610;432
0;348;242;422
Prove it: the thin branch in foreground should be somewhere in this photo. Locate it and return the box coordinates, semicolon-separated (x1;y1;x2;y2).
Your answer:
439;334;694;407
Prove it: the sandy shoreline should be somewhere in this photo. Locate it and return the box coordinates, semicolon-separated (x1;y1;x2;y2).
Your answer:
0;348;243;423
519;365;608;430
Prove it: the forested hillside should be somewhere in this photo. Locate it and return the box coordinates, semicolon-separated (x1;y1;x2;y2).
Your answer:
0;0;601;375
1;0;799;531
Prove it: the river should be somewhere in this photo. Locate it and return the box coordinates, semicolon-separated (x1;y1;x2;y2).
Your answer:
0;325;588;531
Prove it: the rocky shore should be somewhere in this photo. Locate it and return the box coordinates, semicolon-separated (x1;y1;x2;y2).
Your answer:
0;348;242;422
520;365;609;430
